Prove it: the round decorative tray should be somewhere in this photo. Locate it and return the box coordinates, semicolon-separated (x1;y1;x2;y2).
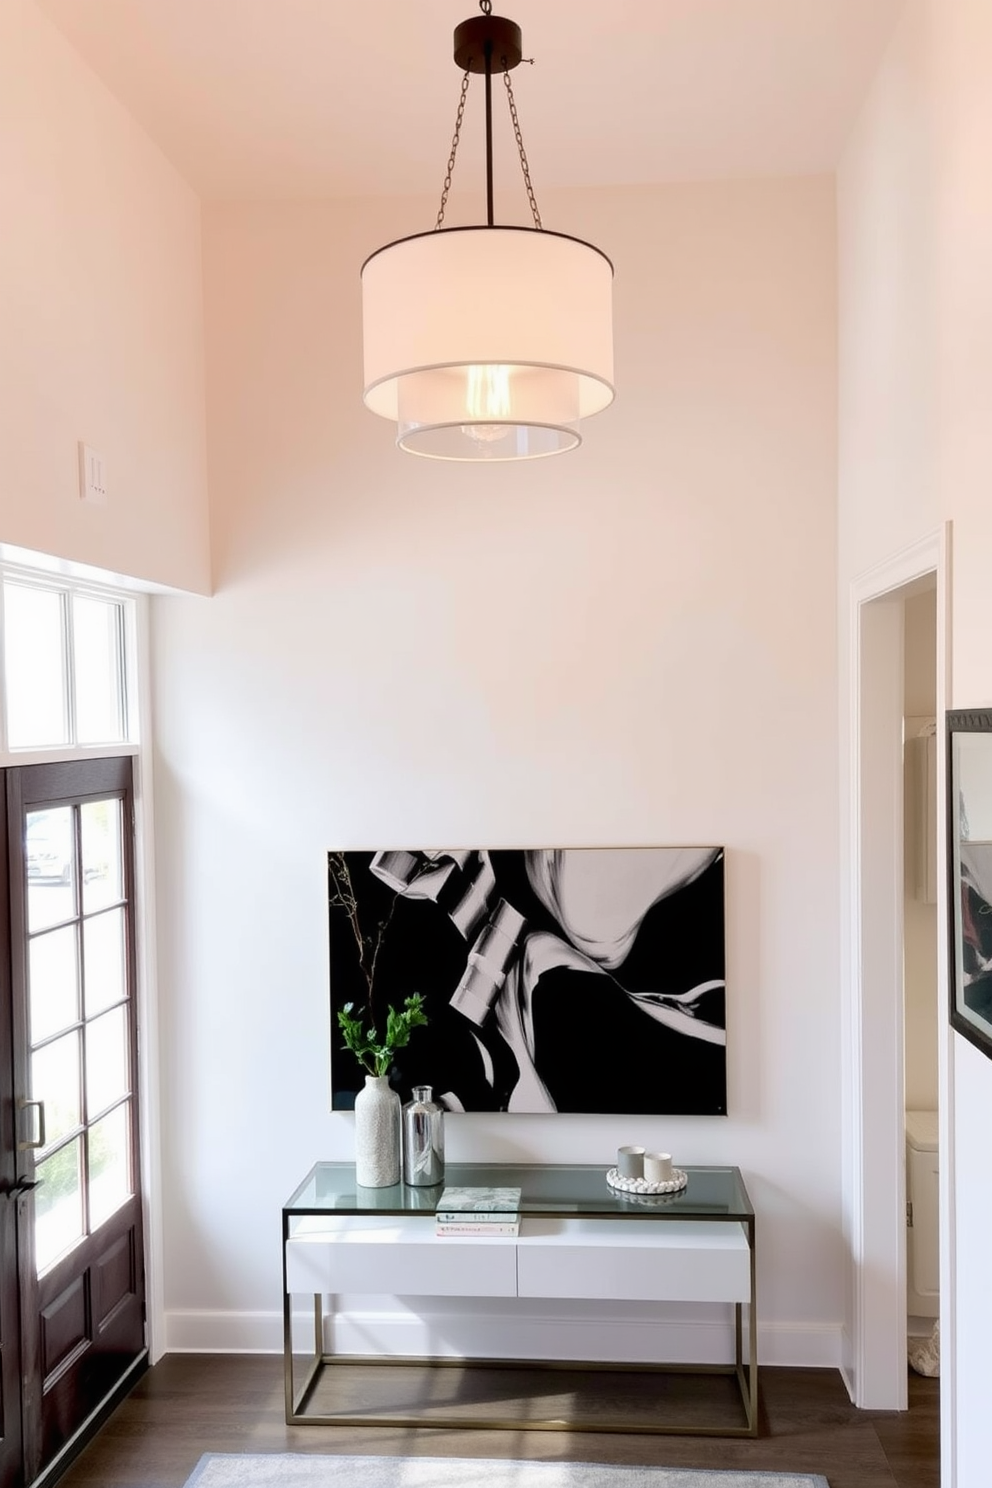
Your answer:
606;1166;688;1196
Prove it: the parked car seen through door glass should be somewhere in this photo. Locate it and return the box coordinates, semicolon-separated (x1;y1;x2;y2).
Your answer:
26;811;73;884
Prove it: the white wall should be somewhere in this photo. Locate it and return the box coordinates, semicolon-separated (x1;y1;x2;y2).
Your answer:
150;178;842;1360
839;1;992;1481
0;0;210;593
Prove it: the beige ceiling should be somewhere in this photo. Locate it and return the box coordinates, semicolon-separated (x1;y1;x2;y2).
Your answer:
36;0;905;202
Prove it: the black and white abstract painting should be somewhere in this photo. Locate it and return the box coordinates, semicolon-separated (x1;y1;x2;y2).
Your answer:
328;847;726;1115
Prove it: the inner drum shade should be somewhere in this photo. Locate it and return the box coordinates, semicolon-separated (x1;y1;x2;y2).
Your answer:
361;226;614;461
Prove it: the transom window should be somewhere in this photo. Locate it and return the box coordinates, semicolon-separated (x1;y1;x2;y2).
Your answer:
0;570;135;753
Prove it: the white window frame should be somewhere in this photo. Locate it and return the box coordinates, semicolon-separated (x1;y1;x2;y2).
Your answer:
0;564;140;764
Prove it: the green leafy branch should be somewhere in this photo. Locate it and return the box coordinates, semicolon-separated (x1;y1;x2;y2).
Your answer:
337;993;429;1078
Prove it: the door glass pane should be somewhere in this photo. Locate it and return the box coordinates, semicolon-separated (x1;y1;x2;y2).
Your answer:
34;1138;83;1273
32;1033;81;1148
82;909;126;1017
81;798;123;913
86;1006;128;1117
26;807;76;933
29;926;79;1042
89;1104;131;1229
72;595;124;744
2;582;67;748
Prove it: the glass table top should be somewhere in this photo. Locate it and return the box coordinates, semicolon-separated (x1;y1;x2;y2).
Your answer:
284;1162;753;1221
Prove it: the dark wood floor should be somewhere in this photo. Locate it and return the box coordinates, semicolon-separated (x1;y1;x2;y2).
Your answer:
55;1354;938;1488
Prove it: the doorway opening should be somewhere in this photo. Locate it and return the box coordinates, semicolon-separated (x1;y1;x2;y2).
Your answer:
901;587;941;1372
846;529;950;1442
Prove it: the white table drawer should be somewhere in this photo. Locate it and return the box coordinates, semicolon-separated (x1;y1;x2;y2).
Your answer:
286;1215;518;1297
516;1219;750;1304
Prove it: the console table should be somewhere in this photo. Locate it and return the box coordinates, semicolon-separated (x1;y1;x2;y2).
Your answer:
282;1161;757;1436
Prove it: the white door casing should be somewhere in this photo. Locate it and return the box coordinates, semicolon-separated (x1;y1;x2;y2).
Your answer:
844;526;953;1485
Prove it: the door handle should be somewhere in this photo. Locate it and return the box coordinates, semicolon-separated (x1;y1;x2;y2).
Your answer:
6;1179;41;1200
17;1098;46;1151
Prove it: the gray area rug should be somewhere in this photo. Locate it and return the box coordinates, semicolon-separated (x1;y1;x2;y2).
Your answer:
185;1455;829;1488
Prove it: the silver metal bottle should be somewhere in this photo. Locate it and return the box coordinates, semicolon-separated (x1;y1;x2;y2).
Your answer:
402;1085;444;1186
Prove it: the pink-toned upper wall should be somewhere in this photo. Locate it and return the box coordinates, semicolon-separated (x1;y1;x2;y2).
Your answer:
836;1;940;577
0;0;210;593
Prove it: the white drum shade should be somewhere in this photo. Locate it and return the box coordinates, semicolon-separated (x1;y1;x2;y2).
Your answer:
362;226;614;460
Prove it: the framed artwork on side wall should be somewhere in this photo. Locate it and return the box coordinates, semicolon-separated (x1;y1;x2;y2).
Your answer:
947;709;992;1061
328;846;727;1115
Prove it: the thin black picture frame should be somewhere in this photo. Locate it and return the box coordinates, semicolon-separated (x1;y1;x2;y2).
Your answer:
328;845;728;1115
946;708;992;1062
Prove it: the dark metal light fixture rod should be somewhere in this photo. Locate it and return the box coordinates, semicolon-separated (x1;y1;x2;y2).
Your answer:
484;40;494;226
453;13;523;227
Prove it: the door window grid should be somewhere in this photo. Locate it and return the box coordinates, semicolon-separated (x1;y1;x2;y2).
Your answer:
0;570;135;755
26;796;135;1274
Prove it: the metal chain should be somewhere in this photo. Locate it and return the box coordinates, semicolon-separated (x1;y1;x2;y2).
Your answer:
435;71;472;230
480;0;492;13
503;66;542;229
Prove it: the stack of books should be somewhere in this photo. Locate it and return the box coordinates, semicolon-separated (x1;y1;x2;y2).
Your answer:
435;1185;521;1237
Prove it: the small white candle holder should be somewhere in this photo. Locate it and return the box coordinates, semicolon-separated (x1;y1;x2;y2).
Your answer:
605;1166;688;1196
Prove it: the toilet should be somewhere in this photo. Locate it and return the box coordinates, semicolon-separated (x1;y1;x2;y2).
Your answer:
906;1108;939;1320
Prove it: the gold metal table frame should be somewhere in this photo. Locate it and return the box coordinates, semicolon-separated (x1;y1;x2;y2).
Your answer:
282;1161;758;1437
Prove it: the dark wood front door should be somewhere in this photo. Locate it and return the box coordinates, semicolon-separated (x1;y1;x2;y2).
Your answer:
0;787;23;1488
5;757;146;1484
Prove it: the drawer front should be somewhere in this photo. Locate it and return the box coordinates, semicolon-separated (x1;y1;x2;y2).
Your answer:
516;1221;751;1304
287;1230;517;1297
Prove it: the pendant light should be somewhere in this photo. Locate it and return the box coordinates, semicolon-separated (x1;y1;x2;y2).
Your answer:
361;1;615;461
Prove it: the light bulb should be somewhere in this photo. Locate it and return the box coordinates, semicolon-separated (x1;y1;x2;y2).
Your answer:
461;364;513;444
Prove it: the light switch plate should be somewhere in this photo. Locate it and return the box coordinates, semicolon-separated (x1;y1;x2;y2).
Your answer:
78;443;107;505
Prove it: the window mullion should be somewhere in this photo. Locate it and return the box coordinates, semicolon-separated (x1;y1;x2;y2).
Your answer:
62;590;77;747
113;601;128;743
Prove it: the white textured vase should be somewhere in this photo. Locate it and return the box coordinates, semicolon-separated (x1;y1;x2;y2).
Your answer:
354;1074;402;1187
